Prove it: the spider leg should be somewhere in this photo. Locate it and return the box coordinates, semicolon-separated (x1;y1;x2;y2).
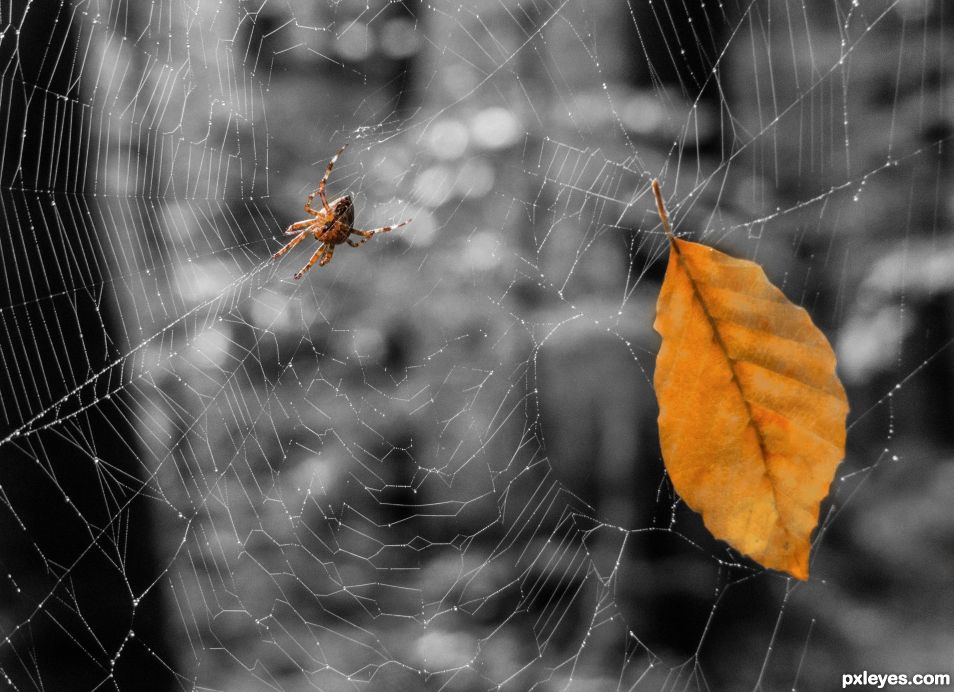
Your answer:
305;144;347;215
318;244;335;267
294;244;329;280
350;218;412;240
346;239;365;248
284;219;315;235
272;231;308;260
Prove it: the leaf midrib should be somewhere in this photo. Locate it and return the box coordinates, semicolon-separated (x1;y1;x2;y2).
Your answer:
670;238;791;534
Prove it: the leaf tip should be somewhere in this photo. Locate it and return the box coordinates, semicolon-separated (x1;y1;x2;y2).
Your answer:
786;560;810;582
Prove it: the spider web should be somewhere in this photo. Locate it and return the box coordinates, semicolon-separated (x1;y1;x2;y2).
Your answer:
0;0;952;690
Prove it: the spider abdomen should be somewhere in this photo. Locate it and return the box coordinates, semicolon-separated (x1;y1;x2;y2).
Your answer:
331;196;354;228
316;196;355;245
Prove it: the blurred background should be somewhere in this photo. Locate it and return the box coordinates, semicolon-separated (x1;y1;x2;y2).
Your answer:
0;0;952;689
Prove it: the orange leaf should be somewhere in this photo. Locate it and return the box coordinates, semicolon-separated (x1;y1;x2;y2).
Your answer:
651;181;848;580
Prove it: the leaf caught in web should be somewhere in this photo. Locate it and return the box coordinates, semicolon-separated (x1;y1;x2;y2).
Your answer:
651;181;848;580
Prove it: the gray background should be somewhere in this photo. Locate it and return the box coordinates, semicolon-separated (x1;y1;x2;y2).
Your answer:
0;0;951;690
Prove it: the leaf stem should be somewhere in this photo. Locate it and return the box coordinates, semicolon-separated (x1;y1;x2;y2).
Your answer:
651;179;674;240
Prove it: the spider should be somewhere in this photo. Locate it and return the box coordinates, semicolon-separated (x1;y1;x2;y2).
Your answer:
272;144;412;279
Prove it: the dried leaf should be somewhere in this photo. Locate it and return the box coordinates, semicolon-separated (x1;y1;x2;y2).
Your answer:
651;181;848;580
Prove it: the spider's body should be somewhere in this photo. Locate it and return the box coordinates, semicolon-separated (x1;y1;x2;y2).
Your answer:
272;145;411;279
324;196;355;243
